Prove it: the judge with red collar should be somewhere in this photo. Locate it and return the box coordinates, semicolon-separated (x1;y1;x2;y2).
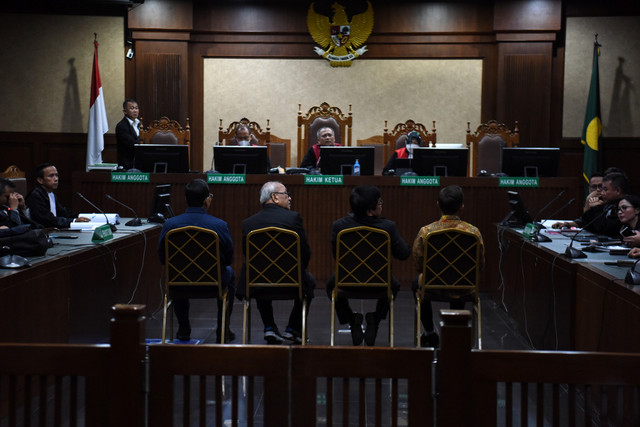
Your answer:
299;126;341;170
383;131;424;174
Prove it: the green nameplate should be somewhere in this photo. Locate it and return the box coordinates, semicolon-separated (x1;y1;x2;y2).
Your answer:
400;176;440;186
111;172;150;183
207;174;246;184
92;224;114;242
498;177;539;188
522;222;537;240
304;175;343;185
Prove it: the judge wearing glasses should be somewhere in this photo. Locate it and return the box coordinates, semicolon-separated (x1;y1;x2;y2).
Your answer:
237;181;316;345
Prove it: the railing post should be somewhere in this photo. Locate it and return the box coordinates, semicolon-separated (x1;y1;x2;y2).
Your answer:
438;309;472;427
109;304;146;427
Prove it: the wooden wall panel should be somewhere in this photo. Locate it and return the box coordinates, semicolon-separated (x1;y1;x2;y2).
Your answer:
138;53;182;121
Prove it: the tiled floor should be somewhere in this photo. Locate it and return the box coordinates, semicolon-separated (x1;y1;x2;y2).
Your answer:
144;290;532;350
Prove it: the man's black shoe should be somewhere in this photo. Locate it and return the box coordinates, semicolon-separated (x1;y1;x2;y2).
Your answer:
421;331;440;348
264;327;285;345
364;312;378;346
350;313;364;346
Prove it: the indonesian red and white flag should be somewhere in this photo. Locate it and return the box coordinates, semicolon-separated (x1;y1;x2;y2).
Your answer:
86;40;109;170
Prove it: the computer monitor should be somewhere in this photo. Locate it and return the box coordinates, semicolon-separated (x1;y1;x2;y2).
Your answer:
213;146;269;174
502;147;560;177
411;147;468;177
133;144;189;173
148;184;174;223
500;190;533;228
319;146;375;176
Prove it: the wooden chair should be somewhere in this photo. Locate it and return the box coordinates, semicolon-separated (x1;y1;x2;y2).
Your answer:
331;226;394;347
218;118;291;167
162;226;229;343
415;228;482;349
297;102;352;165
243;227;308;345
383;120;436;165
1;165;25;178
466;120;519;176
139;116;191;163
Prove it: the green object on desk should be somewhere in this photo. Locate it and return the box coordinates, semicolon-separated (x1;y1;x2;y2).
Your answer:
92;224;113;242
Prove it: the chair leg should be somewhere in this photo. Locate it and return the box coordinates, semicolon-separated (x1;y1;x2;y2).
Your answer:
330;293;336;346
389;297;394;348
476;296;482;350
162;294;169;344
415;296;422;349
220;294;227;345
242;299;249;345
301;299;307;346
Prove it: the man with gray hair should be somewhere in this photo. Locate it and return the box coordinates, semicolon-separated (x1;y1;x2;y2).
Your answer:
299;126;341;170
237;181;315;344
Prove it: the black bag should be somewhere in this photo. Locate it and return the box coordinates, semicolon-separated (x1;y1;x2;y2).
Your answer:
0;225;53;257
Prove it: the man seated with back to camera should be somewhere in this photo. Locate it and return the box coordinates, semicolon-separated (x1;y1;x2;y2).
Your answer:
157;178;236;343
299;126;341;171
326;185;411;346
382;131;425;175
552;171;628;238
0;178;31;229
237;181;315;344
25;163;90;229
412;185;485;348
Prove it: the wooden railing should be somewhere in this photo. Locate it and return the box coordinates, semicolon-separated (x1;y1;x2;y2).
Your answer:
2;306;640;426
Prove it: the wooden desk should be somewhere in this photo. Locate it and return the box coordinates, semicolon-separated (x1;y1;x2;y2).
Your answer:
495;226;640;352
73;173;582;291
0;223;162;343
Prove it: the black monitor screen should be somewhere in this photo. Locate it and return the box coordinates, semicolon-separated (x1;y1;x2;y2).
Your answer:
213;146;269;174
319;146;375;176
411;147;468;177
502;147;560;177
133;144;189;173
501;190;533;228
148;184;174;223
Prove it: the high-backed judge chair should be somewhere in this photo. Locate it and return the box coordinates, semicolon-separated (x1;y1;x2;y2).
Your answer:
297;102;352;164
243;227;308;345
331;226;394;347
162;226;229;344
383;120;437;164
1;165;27;196
139;116;191;162
414;228;482;349
218;118;291;167
466;120;519;176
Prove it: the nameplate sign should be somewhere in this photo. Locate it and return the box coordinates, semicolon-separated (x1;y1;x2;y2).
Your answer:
111;172;150;183
400;176;440;186
91;224;113;242
304;175;343;185
498;177;540;188
207;174;246;184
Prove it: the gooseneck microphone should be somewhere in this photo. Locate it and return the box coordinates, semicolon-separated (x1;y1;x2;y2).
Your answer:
544;197;576;222
532;190;565;228
564;207;608;259
625;258;640;286
76;192;117;232
105;194;142;226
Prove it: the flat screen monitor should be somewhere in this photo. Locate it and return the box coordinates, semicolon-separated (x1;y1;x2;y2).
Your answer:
319;146;375;176
213;146;269;174
133;144;189;173
148;184;174;223
502;147;560;177
411;147;468;177
500;190;533;228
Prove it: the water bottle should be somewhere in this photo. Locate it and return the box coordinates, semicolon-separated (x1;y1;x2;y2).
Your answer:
353;159;360;176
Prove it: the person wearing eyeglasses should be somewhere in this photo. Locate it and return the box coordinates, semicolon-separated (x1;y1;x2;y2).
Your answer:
299;126;341;170
326;185;410;346
231;124;255;147
157;178;236;343
238;181;315;344
618;194;640;248
583;171;604;213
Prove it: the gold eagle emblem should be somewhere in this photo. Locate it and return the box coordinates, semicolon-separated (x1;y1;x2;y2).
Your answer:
307;1;374;67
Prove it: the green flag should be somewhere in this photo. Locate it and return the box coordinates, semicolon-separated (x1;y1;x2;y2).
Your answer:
581;40;602;195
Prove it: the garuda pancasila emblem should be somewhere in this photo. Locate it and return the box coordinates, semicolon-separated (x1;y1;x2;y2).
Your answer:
307;1;374;67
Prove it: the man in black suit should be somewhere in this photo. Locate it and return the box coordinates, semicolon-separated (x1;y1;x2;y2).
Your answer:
115;98;140;170
237;181;315;344
326;185;411;346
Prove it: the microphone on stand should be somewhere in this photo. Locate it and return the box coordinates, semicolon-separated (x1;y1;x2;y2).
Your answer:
530;197;577;243
532;190;565;229
106;194;142;226
564;207;608;259
625;258;640;286
76;192;117;232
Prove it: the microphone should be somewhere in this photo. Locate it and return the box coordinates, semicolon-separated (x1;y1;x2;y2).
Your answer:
530;197;577;243
105;194;142;226
76;192;117;232
532;190;565;228
564;207;608;259
625;258;640;285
